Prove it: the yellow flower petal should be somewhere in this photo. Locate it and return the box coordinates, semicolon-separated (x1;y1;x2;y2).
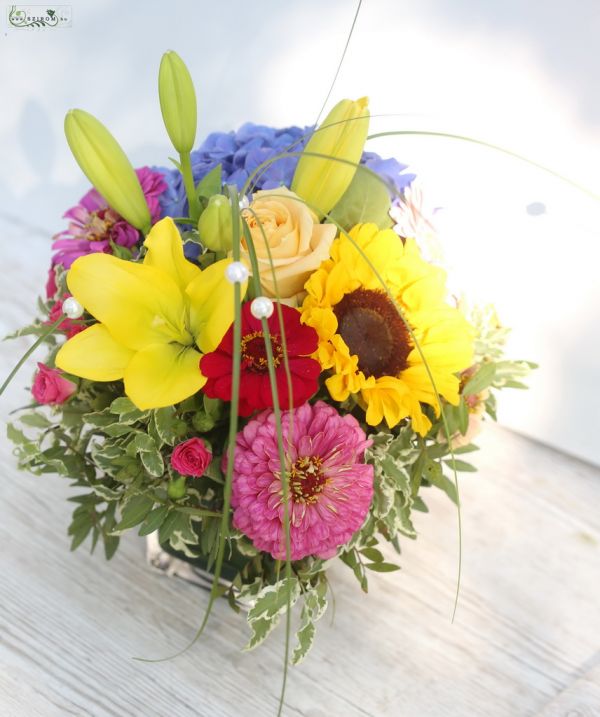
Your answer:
143;216;201;293
302;222;474;435
55;324;134;381
124;344;206;409
67;253;191;350
186;259;247;353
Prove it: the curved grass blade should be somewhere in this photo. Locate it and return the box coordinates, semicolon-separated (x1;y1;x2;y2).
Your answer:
1;315;65;398
240;215;295;717
134;186;245;663
313;0;363;127
368;130;600;203
251;187;465;621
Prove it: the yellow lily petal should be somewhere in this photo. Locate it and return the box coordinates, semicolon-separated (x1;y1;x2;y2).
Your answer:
67;253;191;350
55;324;134;381
143;217;201;293
124;344;206;409
186;259;247;353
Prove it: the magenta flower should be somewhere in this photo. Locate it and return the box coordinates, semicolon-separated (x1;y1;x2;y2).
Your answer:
51;167;167;269
45;294;85;338
171;438;212;477
230;401;374;561
32;363;76;405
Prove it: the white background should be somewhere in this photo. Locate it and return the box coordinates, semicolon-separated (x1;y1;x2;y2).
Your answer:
1;0;599;464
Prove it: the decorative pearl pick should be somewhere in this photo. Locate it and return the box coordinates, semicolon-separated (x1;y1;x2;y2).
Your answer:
225;261;249;284
250;296;274;319
62;297;84;319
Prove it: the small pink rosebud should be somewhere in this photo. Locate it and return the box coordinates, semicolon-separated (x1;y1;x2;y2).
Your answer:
32;363;76;405
170;437;212;477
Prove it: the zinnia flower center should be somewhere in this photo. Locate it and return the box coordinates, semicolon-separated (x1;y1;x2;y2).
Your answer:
85;208;117;242
241;331;283;371
290;455;327;504
333;288;411;378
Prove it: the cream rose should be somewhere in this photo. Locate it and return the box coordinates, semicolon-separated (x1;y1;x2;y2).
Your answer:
241;187;337;304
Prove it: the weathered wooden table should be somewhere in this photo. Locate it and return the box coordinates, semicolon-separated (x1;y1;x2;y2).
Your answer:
1;230;599;716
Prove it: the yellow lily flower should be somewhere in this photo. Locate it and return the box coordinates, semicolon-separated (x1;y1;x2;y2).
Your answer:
55;217;245;409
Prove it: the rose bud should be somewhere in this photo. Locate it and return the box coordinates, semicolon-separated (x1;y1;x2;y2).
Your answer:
31;363;76;405
167;475;187;500
170;437;212;477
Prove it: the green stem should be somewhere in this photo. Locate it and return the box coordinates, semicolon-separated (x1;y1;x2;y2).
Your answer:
179;152;200;223
240;217;293;717
0;316;64;397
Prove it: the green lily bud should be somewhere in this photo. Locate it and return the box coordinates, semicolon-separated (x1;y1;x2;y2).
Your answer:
167;475;187;500
64;109;151;233
291;97;370;220
197;194;233;252
158;50;197;154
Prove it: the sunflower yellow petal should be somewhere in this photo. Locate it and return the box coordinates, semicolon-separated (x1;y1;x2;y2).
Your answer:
186;259;247;353
55;324;134;381
143;216;201;292
124;344;206;409
67;253;191;350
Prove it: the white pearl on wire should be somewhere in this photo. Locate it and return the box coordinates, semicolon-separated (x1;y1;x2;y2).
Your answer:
62;297;84;319
250;296;274;319
238;195;250;210
225;261;249;284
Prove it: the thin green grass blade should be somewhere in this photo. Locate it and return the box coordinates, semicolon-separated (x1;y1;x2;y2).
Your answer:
313;0;363;126
134;186;244;663
240;215;294;717
243;113;427;195
250;188;464;621
242;207;296;417
368;130;600;203
1;315;65;398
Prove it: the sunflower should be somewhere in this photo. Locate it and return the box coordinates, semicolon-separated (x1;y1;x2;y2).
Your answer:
301;223;474;435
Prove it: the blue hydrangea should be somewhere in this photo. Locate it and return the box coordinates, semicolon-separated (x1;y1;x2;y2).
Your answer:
156;122;416;221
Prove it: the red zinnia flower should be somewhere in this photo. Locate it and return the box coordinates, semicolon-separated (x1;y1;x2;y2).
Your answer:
200;302;320;416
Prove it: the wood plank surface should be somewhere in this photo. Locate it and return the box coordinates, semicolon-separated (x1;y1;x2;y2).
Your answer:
1;222;599;716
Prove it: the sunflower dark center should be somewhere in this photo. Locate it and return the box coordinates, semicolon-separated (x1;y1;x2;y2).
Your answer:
241;331;283;372
333;288;411;378
290;456;327;504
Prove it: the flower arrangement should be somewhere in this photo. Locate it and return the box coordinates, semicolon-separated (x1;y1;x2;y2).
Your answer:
4;49;534;694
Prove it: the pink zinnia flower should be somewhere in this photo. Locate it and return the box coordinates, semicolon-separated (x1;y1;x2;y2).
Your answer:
230;401;374;561
51;167;167;269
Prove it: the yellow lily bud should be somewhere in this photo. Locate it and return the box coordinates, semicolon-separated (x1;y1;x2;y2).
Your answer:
291;97;370;220
197;194;233;252
64;109;151;234
158;50;197;154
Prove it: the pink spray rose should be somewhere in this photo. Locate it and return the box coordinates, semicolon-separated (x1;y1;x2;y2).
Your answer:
46;294;85;339
32;363;76;405
170;438;212;477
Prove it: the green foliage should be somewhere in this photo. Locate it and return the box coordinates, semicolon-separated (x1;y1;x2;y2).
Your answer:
328;165;392;231
292;577;328;664
195;164;222;200
4;283;535;663
244;577;301;651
